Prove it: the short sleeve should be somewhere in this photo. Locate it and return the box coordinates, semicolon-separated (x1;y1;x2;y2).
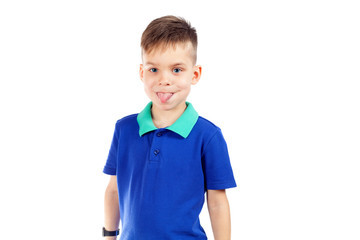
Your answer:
103;121;119;175
202;129;237;190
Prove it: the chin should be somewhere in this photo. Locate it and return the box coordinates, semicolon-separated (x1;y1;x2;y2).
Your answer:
153;99;183;111
153;101;174;110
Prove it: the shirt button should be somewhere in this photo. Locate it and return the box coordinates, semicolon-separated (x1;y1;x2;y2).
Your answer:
156;132;163;137
153;149;160;155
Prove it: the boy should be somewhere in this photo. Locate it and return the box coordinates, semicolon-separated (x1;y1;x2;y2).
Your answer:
103;15;236;240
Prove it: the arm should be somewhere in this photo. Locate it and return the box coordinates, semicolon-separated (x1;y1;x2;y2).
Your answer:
207;189;231;240
104;175;120;240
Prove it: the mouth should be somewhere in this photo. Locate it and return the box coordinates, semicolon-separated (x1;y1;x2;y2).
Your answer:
156;92;174;103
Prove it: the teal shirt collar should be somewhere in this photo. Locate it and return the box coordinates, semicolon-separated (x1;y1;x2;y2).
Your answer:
137;102;199;138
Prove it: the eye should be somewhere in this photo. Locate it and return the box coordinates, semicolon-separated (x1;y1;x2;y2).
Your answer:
150;68;158;73
173;68;182;73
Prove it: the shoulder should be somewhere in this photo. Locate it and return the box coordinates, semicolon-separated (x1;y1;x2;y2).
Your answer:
114;113;138;131
196;116;221;134
195;116;230;157
192;116;225;144
116;113;137;125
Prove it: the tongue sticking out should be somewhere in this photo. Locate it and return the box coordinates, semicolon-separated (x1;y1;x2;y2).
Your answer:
157;92;173;103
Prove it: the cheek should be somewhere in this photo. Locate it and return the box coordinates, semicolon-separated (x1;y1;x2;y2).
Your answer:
144;82;154;93
142;75;155;87
177;75;193;88
143;84;154;98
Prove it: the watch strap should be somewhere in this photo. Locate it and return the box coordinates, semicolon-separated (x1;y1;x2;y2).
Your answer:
102;227;120;237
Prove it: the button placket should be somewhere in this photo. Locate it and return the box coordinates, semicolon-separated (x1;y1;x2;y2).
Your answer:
149;130;164;162
153;149;160;155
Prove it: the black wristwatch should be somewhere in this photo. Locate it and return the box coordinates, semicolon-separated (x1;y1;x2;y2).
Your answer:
102;227;120;237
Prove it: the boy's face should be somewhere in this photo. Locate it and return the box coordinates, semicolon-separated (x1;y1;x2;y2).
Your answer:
140;42;201;112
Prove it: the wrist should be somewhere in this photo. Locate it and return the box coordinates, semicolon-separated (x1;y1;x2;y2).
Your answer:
104;237;117;240
102;227;120;238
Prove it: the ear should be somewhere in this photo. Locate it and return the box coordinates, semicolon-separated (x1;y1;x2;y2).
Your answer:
139;64;144;82
191;65;202;85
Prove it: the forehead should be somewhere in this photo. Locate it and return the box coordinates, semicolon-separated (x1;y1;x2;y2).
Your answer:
142;42;195;65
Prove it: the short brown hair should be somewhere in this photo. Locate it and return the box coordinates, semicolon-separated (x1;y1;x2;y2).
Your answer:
141;15;198;63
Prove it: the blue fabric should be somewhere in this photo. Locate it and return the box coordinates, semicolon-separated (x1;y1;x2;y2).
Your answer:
103;104;237;239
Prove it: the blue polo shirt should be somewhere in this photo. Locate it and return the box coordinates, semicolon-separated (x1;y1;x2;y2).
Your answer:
103;102;236;240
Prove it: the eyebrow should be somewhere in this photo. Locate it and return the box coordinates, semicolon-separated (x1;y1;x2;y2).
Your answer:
172;62;186;67
144;62;186;67
144;62;157;67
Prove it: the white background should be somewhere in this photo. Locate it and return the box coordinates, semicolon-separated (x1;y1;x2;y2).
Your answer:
0;0;359;239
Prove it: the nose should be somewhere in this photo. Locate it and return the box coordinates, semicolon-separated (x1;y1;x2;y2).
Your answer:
159;72;171;86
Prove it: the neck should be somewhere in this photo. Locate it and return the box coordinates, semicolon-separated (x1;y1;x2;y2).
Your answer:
151;102;187;128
